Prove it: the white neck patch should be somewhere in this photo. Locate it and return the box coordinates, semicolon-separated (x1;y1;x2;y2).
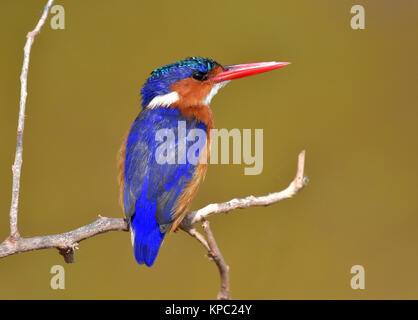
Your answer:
147;91;180;108
204;81;230;105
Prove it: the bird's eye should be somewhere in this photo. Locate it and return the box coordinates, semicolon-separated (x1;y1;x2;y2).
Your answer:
191;71;207;81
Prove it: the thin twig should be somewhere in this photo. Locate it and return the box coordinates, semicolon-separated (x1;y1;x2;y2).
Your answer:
181;225;210;252
183;222;231;299
182;150;307;226
202;220;231;300
8;0;55;242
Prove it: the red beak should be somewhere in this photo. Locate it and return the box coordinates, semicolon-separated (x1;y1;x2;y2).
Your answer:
209;61;290;83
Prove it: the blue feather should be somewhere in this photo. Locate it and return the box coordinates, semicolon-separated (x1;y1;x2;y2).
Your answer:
131;174;162;267
124;107;207;266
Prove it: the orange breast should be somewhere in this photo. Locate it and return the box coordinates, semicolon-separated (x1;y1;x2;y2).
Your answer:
117;130;130;212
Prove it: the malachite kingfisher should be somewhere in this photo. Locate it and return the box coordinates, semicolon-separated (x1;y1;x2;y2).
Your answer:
118;57;290;267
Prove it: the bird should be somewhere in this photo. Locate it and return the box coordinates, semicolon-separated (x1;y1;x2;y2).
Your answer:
118;57;290;267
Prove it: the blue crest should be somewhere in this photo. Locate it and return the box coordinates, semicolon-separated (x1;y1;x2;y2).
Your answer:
140;57;219;108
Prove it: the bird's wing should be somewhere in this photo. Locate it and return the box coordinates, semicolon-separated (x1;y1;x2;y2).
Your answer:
123;107;207;230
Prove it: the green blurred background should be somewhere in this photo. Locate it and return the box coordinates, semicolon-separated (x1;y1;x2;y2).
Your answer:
0;0;417;299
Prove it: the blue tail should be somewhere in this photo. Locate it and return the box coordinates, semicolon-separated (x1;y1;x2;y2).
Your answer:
131;199;165;267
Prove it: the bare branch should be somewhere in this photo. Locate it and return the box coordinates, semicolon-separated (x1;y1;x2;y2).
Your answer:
0;217;128;259
8;0;55;241
0;151;307;261
182;150;308;226
182;221;231;299
180;150;306;299
202;220;231;300
181;225;210;252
